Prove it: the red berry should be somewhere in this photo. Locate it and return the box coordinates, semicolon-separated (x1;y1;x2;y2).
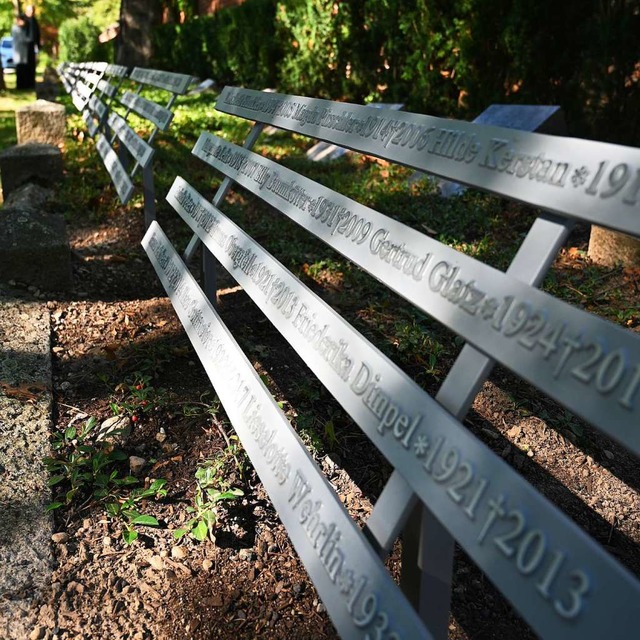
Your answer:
131;415;139;423
135;384;143;390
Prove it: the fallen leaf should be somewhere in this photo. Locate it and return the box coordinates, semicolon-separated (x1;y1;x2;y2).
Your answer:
0;381;48;401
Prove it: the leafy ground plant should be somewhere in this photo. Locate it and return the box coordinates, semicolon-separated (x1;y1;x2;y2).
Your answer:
44;415;166;544
45;416;136;509
106;479;168;545
174;459;243;544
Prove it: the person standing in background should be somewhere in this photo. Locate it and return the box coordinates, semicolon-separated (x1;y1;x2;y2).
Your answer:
11;13;29;90
25;4;40;89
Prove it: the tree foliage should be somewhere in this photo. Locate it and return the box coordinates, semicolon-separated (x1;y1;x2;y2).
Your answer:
153;0;281;88
58;15;109;62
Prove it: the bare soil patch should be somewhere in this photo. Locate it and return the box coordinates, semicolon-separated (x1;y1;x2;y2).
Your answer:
10;199;639;640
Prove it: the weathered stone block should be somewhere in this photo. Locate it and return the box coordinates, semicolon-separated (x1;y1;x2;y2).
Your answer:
16;99;66;147
3;183;55;211
0;143;63;200
0;208;71;291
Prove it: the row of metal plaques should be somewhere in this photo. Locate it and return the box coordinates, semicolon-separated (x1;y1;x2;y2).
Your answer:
142;87;639;639
63;64;191;208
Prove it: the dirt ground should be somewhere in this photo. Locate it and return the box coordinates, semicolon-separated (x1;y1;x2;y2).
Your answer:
9;196;640;640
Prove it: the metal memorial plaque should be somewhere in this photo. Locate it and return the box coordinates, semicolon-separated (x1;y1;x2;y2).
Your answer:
191;134;640;455
107;112;154;168
96;135;134;204
97;79;117;99
215;87;640;237
167;176;640;638
83;111;98;138
437;104;566;196
106;64;129;79
71;81;92;111
473;104;565;134
129;67;192;95
120;92;173;131
307;103;405;162
142;221;429;640
89;95;107;121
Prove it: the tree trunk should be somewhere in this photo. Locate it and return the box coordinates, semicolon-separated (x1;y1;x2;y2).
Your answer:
117;0;163;67
588;226;640;268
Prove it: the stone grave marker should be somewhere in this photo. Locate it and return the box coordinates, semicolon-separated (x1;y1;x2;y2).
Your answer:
16;100;66;147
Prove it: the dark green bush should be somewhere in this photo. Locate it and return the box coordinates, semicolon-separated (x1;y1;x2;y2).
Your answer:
59;16;111;63
153;0;280;89
152;0;639;145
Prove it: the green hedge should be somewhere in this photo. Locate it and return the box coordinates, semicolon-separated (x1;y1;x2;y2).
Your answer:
153;0;281;89
152;0;640;145
59;16;112;63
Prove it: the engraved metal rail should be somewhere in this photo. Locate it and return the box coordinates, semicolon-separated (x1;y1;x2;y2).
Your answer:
142;222;430;640
107;112;155;169
120;91;174;132
191;134;640;456
166;176;640;639
215;87;640;237
129;68;192;95
61;65;192;228
95;135;134;204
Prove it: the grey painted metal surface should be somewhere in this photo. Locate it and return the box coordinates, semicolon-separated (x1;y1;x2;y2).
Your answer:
215;87;640;237
165;176;640;639
129;67;192;95
120;92;173;131
95;135;134;204
437;104;566;196
107;112;154;168
142;221;430;640
191;134;640;455
307;103;405;162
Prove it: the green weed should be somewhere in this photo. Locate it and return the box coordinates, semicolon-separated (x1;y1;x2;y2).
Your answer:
44;416;166;544
173;455;243;544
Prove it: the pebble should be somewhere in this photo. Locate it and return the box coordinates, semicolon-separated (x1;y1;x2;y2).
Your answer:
148;555;164;571
102;536;112;548
129;456;146;475
238;548;255;561
171;546;188;560
51;532;69;544
96;415;132;444
202;559;213;571
29;626;45;640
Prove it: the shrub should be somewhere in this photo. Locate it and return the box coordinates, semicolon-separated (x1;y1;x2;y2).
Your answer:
58;16;110;62
153;0;280;88
151;0;639;145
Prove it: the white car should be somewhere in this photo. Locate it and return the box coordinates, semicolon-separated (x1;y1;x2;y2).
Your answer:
1;36;15;70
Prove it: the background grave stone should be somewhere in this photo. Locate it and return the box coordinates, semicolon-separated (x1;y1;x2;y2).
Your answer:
16;100;66;147
0;208;71;291
0;143;63;200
